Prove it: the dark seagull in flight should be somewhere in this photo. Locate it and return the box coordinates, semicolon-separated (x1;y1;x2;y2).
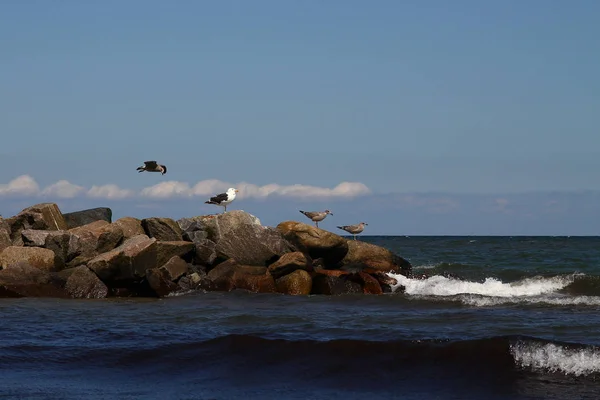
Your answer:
337;222;368;240
136;161;167;175
299;210;333;228
205;188;239;213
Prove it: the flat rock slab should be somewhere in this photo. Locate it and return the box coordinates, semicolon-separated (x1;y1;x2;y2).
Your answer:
63;207;112;229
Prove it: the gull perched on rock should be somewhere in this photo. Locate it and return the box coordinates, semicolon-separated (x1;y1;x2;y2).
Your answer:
299;210;332;228
205;188;239;213
337;222;368;240
136;161;167;175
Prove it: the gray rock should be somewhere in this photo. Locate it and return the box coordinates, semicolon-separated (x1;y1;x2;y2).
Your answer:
156;241;195;267
192;239;217;266
21;229;80;269
142;218;183;241
146;256;190;297
63;207;112;229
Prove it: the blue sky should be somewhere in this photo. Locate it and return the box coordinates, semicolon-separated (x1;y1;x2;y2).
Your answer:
1;1;599;234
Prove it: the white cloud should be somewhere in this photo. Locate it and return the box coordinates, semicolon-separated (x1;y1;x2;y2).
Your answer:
41;180;85;198
87;184;135;200
0;175;40;196
0;176;371;200
140;181;192;199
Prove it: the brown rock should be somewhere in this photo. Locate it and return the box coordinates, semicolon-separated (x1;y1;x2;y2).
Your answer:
179;211;262;244
63;207;112;229
113;217;145;239
268;252;312;279
87;234;157;282
206;259;276;293
313;269;350;278
6;203;68;245
156;241;195;267
276;221;348;267
311;274;362;295
141;218;183;241
0;246;56;271
67;221;124;266
275;269;312;295
369;271;398;293
57;265;108;299
348;271;383;295
0;262;69;298
0;218;11;252
146;256;190;297
341;240;412;275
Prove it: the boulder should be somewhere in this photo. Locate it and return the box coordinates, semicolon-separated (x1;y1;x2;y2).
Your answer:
0;246;56;271
68;221;124;266
21;229;79;269
6;203;67;245
0;218;11;252
268;252;312;279
0;262;69;298
370;271;398;293
57;265;108;299
341;240;412;275
205;259;276;293
276;221;348;267
348;272;383;295
156;241;195;267
192;238;217;266
141;218;183;241
275;269;312;295
113;217;145;239
177;271;206;292
63;207;112;229
146;256;190;297
311;274;362;295
178;211;290;266
87;234;157;282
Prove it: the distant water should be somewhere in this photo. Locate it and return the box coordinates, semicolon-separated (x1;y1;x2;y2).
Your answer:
2;236;600;400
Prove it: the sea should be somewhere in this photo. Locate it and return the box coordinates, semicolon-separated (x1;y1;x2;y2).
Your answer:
2;236;600;400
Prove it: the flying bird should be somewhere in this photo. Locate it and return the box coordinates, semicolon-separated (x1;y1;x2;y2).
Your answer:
299;210;333;228
136;161;167;175
205;188;239;213
337;222;368;240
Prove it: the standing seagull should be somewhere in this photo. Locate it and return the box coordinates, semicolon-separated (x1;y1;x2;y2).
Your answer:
137;161;167;175
337;222;368;240
299;210;333;228
205;188;239;213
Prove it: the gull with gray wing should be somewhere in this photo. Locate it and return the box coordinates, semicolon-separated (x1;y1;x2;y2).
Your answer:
299;210;332;228
337;222;368;240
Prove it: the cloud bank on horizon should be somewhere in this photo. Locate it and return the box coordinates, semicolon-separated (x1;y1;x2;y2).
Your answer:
0;175;371;200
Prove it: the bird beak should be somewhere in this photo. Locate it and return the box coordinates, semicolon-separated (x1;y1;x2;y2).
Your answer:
235;189;239;193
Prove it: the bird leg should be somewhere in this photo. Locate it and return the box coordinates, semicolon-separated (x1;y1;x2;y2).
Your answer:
353;235;357;240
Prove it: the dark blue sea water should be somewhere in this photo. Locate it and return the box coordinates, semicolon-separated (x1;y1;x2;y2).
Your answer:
2;236;600;400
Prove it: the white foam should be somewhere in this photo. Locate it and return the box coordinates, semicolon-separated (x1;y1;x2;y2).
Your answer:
511;341;600;376
413;264;438;270
388;273;574;298
461;294;600;307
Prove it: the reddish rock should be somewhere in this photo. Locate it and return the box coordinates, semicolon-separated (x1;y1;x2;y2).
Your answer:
311;274;362;295
0;246;56;271
113;217;145;239
369;271;398;293
275;269;312;295
206;259;276;293
141;218;183;241
348;272;383;295
0;262;69;298
313;269;350;278
268;252;311;279
276;221;348;267
57;265;108;299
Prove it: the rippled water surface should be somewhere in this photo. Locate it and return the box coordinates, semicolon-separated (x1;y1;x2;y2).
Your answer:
2;236;600;400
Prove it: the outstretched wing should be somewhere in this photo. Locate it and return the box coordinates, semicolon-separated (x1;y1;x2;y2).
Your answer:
209;192;228;204
144;161;158;168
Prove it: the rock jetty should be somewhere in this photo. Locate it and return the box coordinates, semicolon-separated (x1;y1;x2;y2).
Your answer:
0;203;411;299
